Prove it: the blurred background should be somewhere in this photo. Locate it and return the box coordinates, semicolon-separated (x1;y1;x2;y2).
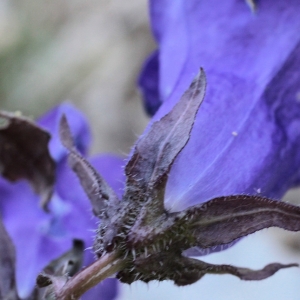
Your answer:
1;0;300;299
0;0;151;155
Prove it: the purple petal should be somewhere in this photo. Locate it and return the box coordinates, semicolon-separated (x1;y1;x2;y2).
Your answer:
149;0;300;105
0;155;122;299
90;155;125;199
138;50;161;116
142;0;300;213
52;153;125;250
38;103;91;162
82;278;118;300
52;154;126;250
56;155;125;207
50;162;96;249
0;179;70;297
0;102;93;297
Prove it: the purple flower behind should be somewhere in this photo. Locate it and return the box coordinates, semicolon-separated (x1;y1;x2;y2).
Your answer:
138;0;300;255
0;103;123;299
139;50;161;116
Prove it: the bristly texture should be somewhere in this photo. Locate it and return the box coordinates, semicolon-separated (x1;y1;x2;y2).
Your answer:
125;69;206;213
59;115;119;220
59;69;300;291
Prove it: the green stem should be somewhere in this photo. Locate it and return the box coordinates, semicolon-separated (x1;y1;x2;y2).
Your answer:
56;251;126;300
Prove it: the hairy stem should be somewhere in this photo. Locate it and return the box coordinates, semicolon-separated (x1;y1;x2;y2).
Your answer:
56;251;125;300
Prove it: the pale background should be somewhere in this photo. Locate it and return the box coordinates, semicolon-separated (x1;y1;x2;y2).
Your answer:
1;1;300;299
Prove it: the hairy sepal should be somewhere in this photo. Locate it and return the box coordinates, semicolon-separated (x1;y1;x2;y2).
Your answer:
119;195;300;285
123;69;206;233
124;69;206;204
59;115;119;219
118;253;298;286
177;195;300;249
130;195;300;251
94;70;208;255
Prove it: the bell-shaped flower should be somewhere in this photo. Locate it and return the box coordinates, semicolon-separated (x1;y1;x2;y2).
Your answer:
139;0;300;215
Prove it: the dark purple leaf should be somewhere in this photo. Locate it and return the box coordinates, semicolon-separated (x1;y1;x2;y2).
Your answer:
0;218;19;300
59;115;119;218
0;111;55;210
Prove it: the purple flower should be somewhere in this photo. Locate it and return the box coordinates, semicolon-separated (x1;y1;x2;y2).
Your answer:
0;103;123;299
139;0;300;207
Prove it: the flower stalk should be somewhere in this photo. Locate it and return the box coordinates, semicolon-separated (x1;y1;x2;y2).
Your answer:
56;251;126;300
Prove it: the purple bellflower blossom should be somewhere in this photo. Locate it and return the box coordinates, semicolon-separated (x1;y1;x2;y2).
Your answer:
3;1;300;299
139;0;300;251
0;103;123;300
